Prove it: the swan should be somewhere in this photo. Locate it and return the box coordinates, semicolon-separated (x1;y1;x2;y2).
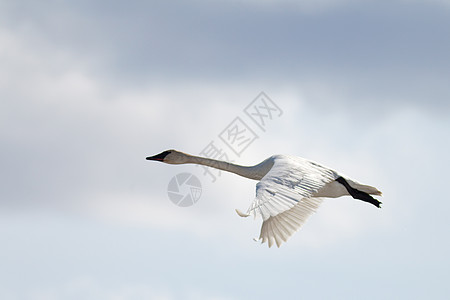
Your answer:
146;149;382;248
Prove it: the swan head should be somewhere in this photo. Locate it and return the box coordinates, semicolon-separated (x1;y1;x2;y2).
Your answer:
146;149;190;164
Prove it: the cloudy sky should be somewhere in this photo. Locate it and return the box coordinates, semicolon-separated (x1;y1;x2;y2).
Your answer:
1;0;450;299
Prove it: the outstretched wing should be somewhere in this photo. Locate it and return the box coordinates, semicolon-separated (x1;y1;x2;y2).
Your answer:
244;155;337;248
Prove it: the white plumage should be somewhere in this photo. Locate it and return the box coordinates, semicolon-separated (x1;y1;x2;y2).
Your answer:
246;155;335;247
147;150;382;248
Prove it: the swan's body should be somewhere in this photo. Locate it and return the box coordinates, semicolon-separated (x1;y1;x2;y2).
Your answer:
147;150;382;247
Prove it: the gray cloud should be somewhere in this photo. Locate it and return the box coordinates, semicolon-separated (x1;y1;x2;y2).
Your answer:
1;2;450;298
2;0;449;113
1;0;449;211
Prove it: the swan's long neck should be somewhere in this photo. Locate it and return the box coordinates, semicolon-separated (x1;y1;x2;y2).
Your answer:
185;154;273;181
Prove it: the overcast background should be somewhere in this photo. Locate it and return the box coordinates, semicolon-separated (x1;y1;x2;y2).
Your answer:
1;0;450;299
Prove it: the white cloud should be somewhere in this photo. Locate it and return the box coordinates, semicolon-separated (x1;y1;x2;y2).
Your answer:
1;19;447;252
23;277;173;300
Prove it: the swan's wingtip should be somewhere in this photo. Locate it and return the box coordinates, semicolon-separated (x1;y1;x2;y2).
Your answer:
235;209;250;218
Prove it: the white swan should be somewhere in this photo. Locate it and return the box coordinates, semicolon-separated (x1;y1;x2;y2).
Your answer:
147;150;382;248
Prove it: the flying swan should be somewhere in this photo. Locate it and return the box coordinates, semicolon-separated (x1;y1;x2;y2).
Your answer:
146;150;382;248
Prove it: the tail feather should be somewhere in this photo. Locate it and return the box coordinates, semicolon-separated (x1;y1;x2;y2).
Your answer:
336;177;382;208
346;179;382;196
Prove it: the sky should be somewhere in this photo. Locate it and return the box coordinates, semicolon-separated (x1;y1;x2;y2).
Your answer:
1;0;450;299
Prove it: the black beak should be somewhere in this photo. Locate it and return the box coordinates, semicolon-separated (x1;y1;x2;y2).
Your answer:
146;151;170;161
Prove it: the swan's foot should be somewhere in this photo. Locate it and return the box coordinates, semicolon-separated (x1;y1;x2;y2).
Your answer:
235;209;250;217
